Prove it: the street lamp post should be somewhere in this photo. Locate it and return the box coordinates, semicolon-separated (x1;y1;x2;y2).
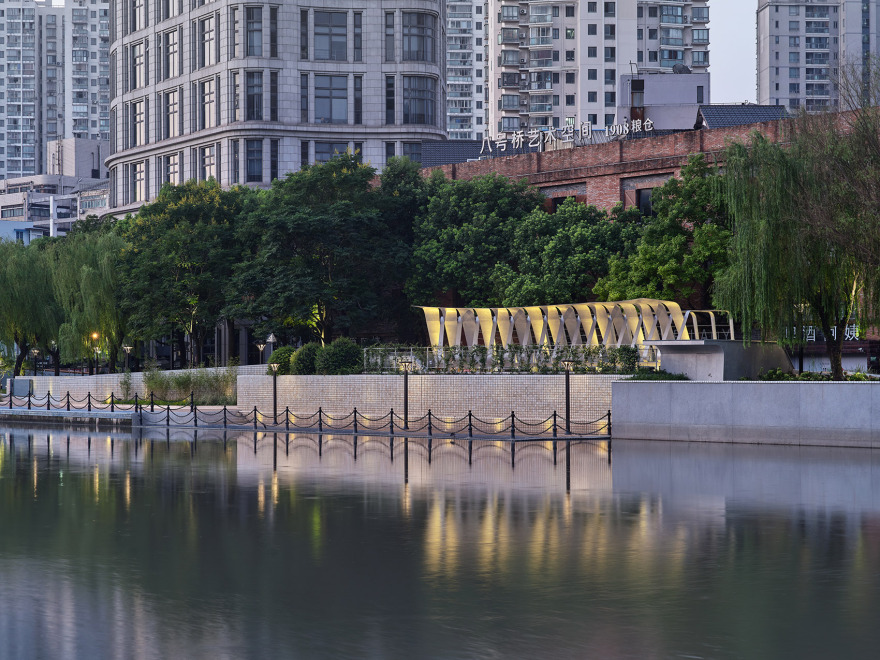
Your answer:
266;333;277;356
91;332;99;375
30;348;39;377
561;359;575;435
256;342;266;366
122;345;133;371
269;362;279;425
399;358;413;430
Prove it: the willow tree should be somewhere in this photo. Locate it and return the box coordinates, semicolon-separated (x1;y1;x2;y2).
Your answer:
50;230;129;373
716;132;878;380
0;241;64;375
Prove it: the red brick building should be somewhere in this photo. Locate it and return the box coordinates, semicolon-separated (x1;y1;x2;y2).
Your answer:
429;117;787;212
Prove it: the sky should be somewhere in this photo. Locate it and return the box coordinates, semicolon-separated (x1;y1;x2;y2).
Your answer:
709;3;758;103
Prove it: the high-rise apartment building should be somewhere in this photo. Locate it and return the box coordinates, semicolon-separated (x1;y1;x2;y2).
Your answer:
106;0;446;215
486;0;709;137
0;0;111;179
446;0;486;140
758;1;878;112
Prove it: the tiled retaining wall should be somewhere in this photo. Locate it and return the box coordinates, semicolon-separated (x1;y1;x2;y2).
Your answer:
22;365;265;402
237;374;623;423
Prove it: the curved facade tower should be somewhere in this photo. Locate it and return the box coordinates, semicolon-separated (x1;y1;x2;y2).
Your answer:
106;0;446;214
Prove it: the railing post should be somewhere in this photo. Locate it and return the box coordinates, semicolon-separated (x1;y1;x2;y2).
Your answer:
607;409;612;436
253;406;258;430
166;405;170;427
510;411;516;439
134;393;138;412
193;399;198;427
87;392;91;412
468;410;473;438
46;393;51;411
285;406;290;432
552;410;558;438
27;391;31;410
353;407;358;434
110;392;115;412
318;407;323;433
150;391;154;412
223;405;227;428
427;409;432;436
67;392;71;412
389;408;395;435
9;388;13;409
190;391;195;413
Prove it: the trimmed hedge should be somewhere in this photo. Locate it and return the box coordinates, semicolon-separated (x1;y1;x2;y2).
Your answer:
315;337;363;375
267;346;297;375
291;342;321;375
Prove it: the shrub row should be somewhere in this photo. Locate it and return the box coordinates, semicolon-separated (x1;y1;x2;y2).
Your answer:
269;338;363;376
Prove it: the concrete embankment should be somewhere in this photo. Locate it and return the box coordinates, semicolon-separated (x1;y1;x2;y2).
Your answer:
612;381;880;448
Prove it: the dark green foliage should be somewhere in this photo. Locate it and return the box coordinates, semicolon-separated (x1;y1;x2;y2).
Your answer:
267;346;296;375
594;155;731;308
628;369;690;381
490;200;643;305
229;154;410;344
117;180;256;365
315;337;363;375
408;172;545;306
290;342;321;375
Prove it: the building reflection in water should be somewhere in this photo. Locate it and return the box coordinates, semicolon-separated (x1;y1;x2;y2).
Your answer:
2;427;880;658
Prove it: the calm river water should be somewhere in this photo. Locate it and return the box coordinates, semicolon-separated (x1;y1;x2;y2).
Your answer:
1;426;879;659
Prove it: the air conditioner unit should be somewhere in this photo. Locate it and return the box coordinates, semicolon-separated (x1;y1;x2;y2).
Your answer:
520;99;528;105
520;9;526;14
520;33;526;39
520;58;526;63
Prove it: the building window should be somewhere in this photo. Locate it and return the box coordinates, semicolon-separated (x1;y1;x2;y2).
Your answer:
198;15;216;68
198;77;216;130
565;50;575;62
230;7;240;58
199;144;216;181
270;71;279;121
353;12;362;62
162;88;180;138
161;0;181;22
566;94;575;106
604;47;615;62
566;28;575;39
246;139;262;181
246;71;263;120
588;91;597;102
131;99;146;147
246;7;263;57
385;142;395;160
386;75;395;124
130;161;146;203
402;143;422;164
604;91;615;106
385;12;394;62
588;69;597;80
301;73;309;122
565;72;575;84
269;7;278;57
587;2;597;12
566;5;575;18
604;69;615;84
300;10;308;59
354;75;362;124
301;141;309;169
162;29;179;79
315;141;348;163
604;2;615;18
402;13;436;63
604;113;615;126
130;41;146;90
315;11;347;61
403;76;436;125
270;139;279;180
130;0;145;32
588;46;597;58
315;75;347;124
162;152;181;185
231;140;240;183
697;85;704;104
230;71;241;121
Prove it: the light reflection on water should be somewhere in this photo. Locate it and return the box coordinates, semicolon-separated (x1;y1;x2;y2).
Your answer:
1;427;880;659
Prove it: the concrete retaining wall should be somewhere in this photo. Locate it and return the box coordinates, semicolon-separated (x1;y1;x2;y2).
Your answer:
612;381;880;448
238;374;623;423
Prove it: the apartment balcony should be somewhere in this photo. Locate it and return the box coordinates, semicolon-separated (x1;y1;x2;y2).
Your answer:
529;103;553;114
660;15;689;26
528;37;553;47
529;15;553;25
660;38;685;47
524;81;553;92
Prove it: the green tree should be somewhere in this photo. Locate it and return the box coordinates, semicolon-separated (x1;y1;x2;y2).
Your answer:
715;132;879;380
593;155;731;308
229;154;409;345
0;241;64;375
49;230;129;373
408;173;545;307
118;180;254;365
490;199;643;306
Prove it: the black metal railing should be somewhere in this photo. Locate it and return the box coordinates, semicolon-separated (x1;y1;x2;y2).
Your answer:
0;390;611;439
